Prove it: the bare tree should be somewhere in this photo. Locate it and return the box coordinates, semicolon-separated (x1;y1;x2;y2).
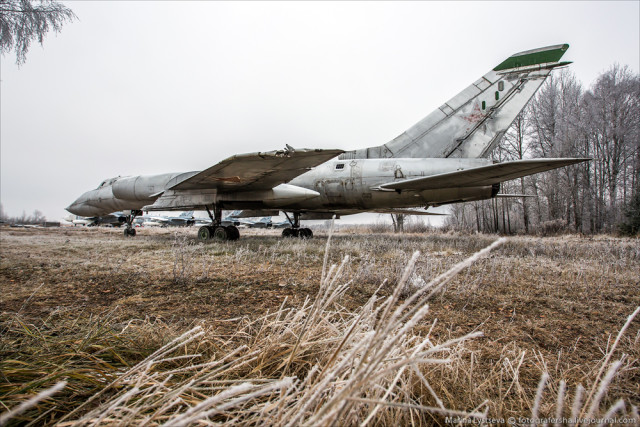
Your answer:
583;64;640;231
497;111;532;232
0;207;47;224
619;184;640;235
446;64;639;235
0;0;76;65
32;209;45;223
446;203;475;232
390;214;405;233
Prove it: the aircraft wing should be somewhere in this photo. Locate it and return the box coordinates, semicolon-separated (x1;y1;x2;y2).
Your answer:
231;210;280;218
168;147;343;192
379;158;590;191
148;217;169;224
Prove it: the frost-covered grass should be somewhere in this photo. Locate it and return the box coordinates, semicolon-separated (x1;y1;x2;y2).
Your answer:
0;226;638;425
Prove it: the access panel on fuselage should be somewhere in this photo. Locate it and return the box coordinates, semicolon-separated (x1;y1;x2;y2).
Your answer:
314;160;364;208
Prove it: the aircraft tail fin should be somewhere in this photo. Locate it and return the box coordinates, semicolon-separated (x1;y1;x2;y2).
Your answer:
340;44;570;160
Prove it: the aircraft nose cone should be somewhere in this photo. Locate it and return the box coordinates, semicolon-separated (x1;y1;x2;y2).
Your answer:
66;199;95;216
66;203;80;215
66;191;94;216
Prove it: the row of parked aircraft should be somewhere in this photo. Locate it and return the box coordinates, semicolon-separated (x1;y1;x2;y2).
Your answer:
66;44;589;240
64;211;287;229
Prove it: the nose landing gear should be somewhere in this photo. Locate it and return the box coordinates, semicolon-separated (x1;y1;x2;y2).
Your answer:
123;210;143;237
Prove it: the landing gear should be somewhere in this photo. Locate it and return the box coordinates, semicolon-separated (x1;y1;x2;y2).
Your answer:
281;227;313;238
213;226;228;240
282;212;313;239
225;225;240;240
123;210;142;237
197;205;240;242
198;226;212;241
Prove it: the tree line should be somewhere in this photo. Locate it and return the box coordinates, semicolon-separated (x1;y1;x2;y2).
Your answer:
445;65;640;235
0;203;47;224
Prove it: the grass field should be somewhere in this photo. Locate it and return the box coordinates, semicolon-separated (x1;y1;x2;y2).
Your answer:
1;226;638;425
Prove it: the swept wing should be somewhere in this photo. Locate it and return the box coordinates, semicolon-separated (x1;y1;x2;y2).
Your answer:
379;158;589;191
168;147;344;192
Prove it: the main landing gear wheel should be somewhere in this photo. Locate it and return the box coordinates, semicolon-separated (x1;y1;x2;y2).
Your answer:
124;228;136;237
213;226;228;241
225;226;240;241
198;226;212;241
198;225;239;242
282;228;297;238
282;227;313;239
282;212;313;239
199;205;241;242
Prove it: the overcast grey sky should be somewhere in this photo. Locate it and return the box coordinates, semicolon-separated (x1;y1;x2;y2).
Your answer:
1;1;638;222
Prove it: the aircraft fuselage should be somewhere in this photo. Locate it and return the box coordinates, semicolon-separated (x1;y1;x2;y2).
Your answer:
66;157;495;217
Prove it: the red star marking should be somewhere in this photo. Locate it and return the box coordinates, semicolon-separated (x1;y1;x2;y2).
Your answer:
461;103;485;124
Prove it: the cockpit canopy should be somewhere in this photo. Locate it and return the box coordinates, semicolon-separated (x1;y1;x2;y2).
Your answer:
96;176;120;189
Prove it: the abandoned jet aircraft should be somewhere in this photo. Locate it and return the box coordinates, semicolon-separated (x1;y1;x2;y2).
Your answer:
64;212;126;227
137;211;196;227
66;44;588;240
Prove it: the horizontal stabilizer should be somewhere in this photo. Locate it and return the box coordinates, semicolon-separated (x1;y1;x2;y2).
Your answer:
371;208;447;216
496;194;537;198
379;158;590;191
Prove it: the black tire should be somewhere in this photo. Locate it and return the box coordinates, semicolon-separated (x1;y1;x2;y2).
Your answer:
198;226;212;241
226;226;240;241
300;228;313;239
213;226;228;241
291;228;300;238
124;228;136;237
282;228;293;238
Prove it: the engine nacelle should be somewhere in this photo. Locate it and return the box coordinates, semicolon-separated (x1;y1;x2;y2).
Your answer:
112;174;176;201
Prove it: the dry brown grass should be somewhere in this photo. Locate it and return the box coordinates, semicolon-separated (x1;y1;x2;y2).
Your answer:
0;226;638;425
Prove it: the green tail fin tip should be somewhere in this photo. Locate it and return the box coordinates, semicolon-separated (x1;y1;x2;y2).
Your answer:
493;44;569;71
